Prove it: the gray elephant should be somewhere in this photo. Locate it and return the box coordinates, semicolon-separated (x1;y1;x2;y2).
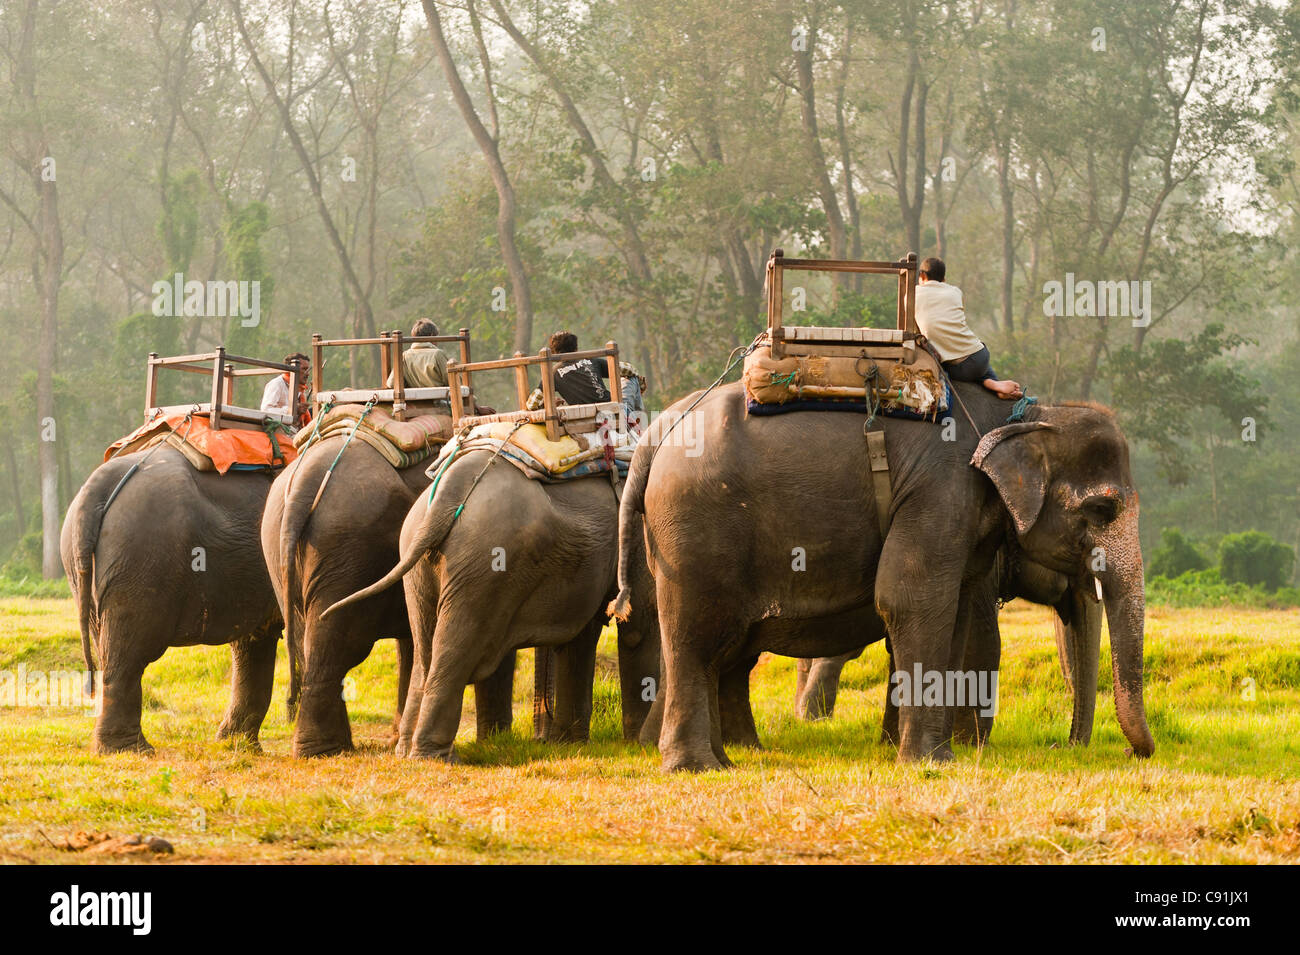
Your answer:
62;446;282;753
324;447;644;762
612;380;1152;770
262;427;521;758
795;544;1102;746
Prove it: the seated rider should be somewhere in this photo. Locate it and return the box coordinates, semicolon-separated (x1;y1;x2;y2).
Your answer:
546;330;645;422
914;257;1021;399
261;352;312;427
387;318;449;389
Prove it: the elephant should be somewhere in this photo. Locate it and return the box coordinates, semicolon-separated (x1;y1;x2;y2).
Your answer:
627;545;1102;752
610;379;1153;770
62;445;282;753
261;422;522;758
794;543;1103;746
323;446;653;762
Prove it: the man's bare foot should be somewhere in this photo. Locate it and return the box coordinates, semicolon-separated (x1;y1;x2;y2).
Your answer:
983;378;1023;399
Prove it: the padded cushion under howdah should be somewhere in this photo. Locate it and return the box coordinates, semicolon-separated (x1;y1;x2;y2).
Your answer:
105;414;297;473
294;404;450;453
743;341;948;415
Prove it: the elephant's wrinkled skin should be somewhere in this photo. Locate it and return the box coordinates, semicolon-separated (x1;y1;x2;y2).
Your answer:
325;448;643;762
62;446;282;753
613;381;1153;770
262;427;521;758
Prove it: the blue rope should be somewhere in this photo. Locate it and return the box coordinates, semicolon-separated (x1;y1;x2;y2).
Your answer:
1005;394;1038;424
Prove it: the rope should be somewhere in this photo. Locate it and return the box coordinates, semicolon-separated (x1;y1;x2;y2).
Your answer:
261;417;292;467
649;332;764;467
449;420;530;521
1005;394;1038;424
943;372;982;439
309;396;376;513
102;412;197;514
295;398;335;455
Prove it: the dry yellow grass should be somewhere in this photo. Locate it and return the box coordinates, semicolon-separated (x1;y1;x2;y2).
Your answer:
0;597;1297;863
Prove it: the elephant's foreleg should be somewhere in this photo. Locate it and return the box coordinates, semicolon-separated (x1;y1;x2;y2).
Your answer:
474;650;516;739
707;672;734;768
719;655;761;747
877;538;964;763
546;619;602;743
616;616;661;741
880;637;899;745
217;625;279;747
953;583;1001;747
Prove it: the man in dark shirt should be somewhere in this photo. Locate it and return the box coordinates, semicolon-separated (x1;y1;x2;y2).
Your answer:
542;330;646;428
549;330;611;405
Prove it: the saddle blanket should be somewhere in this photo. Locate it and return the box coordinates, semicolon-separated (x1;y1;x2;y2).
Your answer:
426;421;633;485
104;413;296;473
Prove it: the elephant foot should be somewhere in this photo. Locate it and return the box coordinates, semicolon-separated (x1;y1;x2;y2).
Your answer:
544;723;590;744
215;729;263;754
216;715;263;744
292;735;354;759
409;743;459;763
898;739;954;763
721;729;762;749
93;732;154;756
662;745;726;773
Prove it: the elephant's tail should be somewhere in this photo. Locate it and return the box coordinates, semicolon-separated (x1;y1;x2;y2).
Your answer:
320;451;471;621
609;435;653;622
63;463;129;697
276;455;316;720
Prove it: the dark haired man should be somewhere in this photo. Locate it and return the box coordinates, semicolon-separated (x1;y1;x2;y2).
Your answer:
388;318;449;389
915;257;1021;399
547;330;644;421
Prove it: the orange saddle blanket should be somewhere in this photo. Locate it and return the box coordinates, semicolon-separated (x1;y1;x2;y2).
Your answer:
104;414;296;474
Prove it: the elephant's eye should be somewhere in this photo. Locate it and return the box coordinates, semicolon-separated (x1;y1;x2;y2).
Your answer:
1081;494;1121;526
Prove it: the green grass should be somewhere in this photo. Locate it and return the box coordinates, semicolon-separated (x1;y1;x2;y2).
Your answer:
0;597;1297;863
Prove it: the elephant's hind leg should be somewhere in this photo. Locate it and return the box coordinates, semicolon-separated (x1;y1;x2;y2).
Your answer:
658;594;732;773
92;614;165;755
217;625;279;748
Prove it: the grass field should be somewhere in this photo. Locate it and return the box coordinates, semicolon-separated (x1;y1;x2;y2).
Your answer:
1;597;1298;863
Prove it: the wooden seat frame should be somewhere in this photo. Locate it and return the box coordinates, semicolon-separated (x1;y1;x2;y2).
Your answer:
447;343;623;443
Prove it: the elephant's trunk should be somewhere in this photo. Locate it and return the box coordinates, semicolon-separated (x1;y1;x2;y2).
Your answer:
1097;505;1154;758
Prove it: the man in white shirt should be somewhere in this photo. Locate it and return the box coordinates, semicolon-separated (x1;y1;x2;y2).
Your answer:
914;257;1021;399
261;353;310;422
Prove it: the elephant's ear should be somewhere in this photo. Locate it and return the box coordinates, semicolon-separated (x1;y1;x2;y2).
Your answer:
970;422;1055;537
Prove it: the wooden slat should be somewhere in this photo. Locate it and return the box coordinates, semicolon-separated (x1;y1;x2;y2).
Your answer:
538;347;560;442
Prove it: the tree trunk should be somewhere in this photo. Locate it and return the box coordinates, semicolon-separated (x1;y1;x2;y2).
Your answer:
422;0;534;354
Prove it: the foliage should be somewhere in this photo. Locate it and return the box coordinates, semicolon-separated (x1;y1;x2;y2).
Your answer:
1146;567;1300;609
1148;527;1210;579
1218;531;1297;592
